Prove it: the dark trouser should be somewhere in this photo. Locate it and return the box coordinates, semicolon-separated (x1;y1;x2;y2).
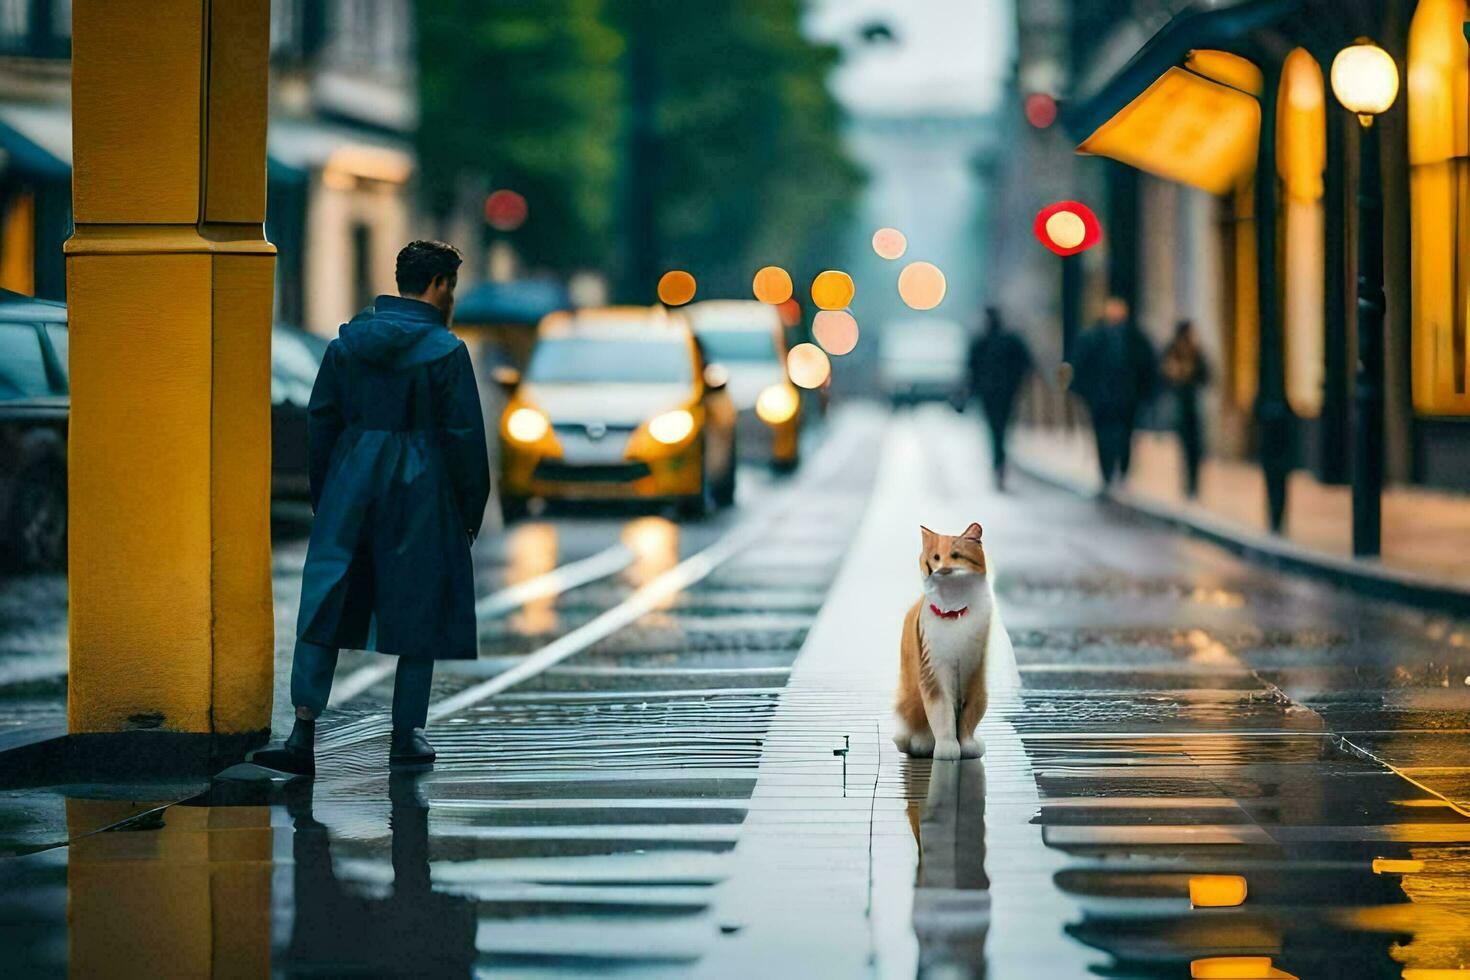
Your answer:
290;640;435;730
980;396;1015;482
1177;399;1202;497
1092;405;1137;486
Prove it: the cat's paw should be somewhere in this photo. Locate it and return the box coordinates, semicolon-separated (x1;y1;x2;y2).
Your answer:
960;737;986;759
933;739;963;761
905;732;935;758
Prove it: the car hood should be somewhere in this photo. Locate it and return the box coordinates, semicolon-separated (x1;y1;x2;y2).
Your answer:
520;382;692;427
721;364;785;410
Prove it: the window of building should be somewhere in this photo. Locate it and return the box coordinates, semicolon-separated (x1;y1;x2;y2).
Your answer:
1408;0;1470;415
1277;48;1326;418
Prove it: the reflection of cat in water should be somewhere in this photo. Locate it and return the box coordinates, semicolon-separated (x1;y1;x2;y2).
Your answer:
894;523;990;760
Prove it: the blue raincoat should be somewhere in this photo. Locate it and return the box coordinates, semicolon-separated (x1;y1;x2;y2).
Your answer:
295;295;491;661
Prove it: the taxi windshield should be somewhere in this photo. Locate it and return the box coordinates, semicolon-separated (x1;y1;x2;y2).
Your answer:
698;330;778;364
527;337;693;384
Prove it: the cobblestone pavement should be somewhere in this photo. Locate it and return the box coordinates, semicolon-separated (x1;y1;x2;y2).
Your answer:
4;404;1470;977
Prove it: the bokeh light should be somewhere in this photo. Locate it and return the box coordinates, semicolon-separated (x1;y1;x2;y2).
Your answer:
752;265;794;304
812;310;859;356
657;270;697;306
484;189;528;231
1024;93;1058;129
810;270;854;310
786;342;831;389
871;228;907;260
1044;210;1086;250
777;298;802;327
897;261;947;310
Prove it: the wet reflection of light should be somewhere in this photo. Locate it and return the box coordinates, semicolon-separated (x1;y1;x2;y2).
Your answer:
1190;958;1295;979
812;310;859;356
507;522;559;634
1344;847;1470;978
1189;874;1248;907
786;343;831;389
622;517;679;611
1373;857;1427;874
872;227;907;260
752;265;793;305
657;270;697;306
898;261;947;310
1186;627;1236;665
810;270;855;310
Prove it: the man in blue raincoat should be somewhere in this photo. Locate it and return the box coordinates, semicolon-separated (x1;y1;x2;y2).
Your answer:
254;241;490;775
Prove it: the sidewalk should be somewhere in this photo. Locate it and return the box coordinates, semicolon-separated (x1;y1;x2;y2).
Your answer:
1012;426;1470;606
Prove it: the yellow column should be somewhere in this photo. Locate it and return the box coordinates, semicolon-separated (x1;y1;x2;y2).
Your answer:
65;1;275;748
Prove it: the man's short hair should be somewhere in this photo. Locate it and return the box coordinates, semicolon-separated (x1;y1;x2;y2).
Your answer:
395;240;462;295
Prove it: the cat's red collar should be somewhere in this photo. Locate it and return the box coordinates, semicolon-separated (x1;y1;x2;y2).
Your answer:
929;604;968;619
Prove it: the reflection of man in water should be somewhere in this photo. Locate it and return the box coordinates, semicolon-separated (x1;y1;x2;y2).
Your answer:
907;758;990;976
282;774;477;975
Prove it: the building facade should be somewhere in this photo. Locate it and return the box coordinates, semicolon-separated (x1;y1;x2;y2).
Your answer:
0;0;467;337
995;0;1470;517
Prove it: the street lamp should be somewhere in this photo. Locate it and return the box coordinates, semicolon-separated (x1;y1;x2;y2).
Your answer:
1330;39;1398;557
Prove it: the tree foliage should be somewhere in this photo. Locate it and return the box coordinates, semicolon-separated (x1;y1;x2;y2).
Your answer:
415;0;622;269
415;0;860;292
612;0;862;300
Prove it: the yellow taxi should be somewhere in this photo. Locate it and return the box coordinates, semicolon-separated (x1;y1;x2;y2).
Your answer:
687;300;802;471
497;307;739;521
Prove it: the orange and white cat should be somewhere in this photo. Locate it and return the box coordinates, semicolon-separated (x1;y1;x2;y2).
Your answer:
894;523;989;760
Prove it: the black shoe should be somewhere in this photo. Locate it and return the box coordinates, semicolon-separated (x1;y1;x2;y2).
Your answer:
249;718;316;776
390;728;435;768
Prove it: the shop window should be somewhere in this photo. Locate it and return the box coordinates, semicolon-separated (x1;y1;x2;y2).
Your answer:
1277;48;1326;418
1231;177;1258;410
1408;0;1470;414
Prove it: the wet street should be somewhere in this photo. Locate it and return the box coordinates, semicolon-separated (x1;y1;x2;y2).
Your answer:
4;404;1470;977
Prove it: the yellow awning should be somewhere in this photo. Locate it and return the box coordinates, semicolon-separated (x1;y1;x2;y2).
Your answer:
1078;65;1260;195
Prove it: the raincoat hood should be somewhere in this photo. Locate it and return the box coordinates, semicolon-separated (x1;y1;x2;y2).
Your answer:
338;294;461;368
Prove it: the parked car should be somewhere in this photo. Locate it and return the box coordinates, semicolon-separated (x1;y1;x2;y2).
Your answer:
880;317;970;410
0;290;68;571
687;300;802;471
271;324;329;500
0;291;331;570
496;306;739;521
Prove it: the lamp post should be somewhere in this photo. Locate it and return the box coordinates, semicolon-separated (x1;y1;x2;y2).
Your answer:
1330;39;1398;558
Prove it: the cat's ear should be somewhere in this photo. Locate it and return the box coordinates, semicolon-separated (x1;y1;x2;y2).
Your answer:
961;522;984;541
919;525;938;546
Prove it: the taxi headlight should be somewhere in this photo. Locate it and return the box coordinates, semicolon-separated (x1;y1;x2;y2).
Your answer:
506;407;550;444
648;409;695;445
756;384;799;425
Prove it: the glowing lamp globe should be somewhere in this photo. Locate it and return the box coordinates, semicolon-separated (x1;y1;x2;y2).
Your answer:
1330;41;1398;118
1034;201;1101;257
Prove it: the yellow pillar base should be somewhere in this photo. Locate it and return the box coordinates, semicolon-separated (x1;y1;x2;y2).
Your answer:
65;0;275;753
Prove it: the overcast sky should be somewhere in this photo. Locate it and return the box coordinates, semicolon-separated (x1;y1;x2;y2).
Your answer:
804;0;1016;116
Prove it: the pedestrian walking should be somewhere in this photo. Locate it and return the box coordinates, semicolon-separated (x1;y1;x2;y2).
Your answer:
1160;319;1210;498
967;306;1033;490
253;241;491;776
1067;296;1156;489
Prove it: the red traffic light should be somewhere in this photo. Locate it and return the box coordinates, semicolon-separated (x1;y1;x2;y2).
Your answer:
1024;93;1058;129
1034;200;1101;257
485;190;528;231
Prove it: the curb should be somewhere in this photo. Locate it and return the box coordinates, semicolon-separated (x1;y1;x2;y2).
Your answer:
1014;454;1470;616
